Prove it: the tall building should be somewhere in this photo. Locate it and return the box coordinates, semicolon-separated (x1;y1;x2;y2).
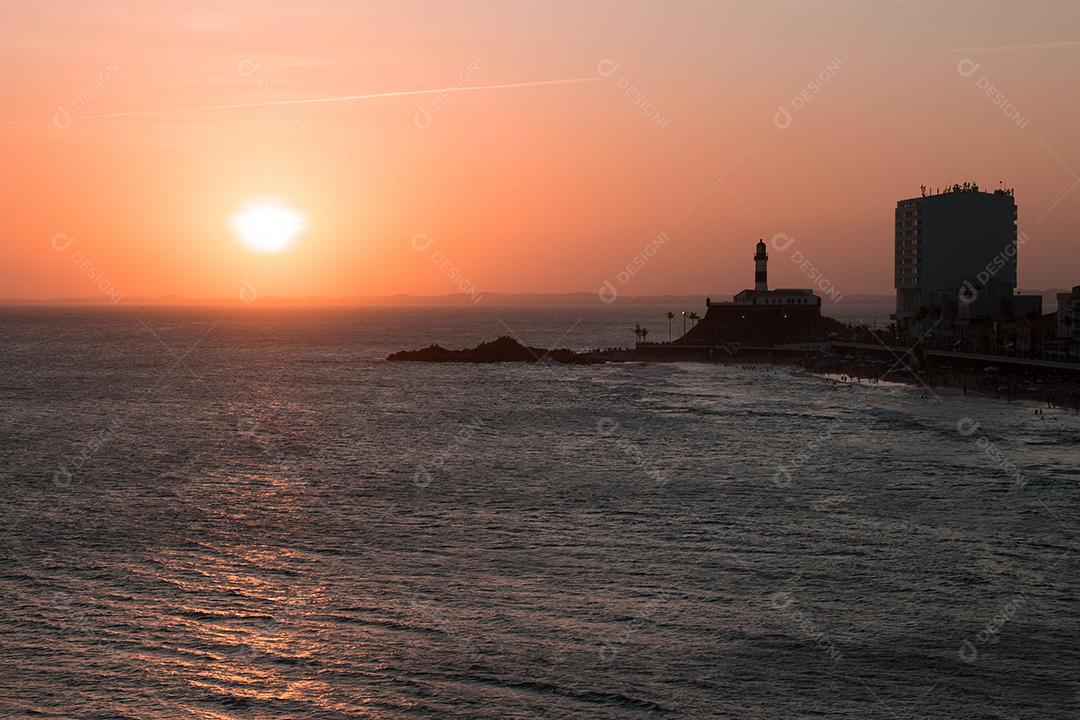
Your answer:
894;183;1018;331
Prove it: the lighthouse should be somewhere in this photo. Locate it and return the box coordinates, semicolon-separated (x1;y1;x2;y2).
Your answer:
754;239;768;291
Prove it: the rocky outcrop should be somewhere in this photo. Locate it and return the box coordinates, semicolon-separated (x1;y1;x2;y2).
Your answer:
388;336;599;364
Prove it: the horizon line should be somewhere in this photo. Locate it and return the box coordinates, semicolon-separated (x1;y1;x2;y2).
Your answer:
0;290;994;307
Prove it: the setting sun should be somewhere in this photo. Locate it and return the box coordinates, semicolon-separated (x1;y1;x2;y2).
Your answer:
231;202;306;254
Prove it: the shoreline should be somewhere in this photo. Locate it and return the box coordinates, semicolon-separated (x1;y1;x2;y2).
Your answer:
728;352;1079;409
387;336;1080;412
595;352;1080;411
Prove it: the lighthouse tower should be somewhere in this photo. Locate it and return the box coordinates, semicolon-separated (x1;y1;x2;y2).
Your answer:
754;239;768;291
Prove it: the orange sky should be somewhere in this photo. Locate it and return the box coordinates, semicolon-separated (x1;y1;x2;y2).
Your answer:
1;1;1079;302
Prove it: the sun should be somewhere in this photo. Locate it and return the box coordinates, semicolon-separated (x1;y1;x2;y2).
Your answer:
231;201;306;253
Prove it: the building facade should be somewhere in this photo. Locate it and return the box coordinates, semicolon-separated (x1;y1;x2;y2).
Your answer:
894;184;1019;332
1058;286;1080;338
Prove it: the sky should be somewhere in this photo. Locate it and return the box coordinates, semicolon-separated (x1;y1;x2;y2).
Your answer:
1;0;1078;303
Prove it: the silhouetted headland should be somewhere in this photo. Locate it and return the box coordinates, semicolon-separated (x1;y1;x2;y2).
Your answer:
387;336;600;364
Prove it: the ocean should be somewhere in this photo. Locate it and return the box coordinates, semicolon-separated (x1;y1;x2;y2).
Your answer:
0;305;1077;719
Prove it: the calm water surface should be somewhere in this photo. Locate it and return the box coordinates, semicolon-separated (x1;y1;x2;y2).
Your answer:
0;306;1077;719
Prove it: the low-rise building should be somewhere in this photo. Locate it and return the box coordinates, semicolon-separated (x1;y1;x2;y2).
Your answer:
1057;286;1080;338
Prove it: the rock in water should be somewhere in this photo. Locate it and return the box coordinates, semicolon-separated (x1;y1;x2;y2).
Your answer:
387;336;597;364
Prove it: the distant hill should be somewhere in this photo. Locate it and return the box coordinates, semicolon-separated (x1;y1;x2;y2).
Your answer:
0;291;898;308
8;291;1064;313
12;291;1068;310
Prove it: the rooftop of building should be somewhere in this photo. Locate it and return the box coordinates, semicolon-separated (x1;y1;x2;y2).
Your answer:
735;288;816;296
897;182;1014;204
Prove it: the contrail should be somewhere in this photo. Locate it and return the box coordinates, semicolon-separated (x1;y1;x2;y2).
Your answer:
943;40;1080;53
3;76;599;125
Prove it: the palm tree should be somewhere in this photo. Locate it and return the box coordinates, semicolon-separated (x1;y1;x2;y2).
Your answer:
640;327;649;343
688;311;700;327
665;311;675;342
631;324;643;344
